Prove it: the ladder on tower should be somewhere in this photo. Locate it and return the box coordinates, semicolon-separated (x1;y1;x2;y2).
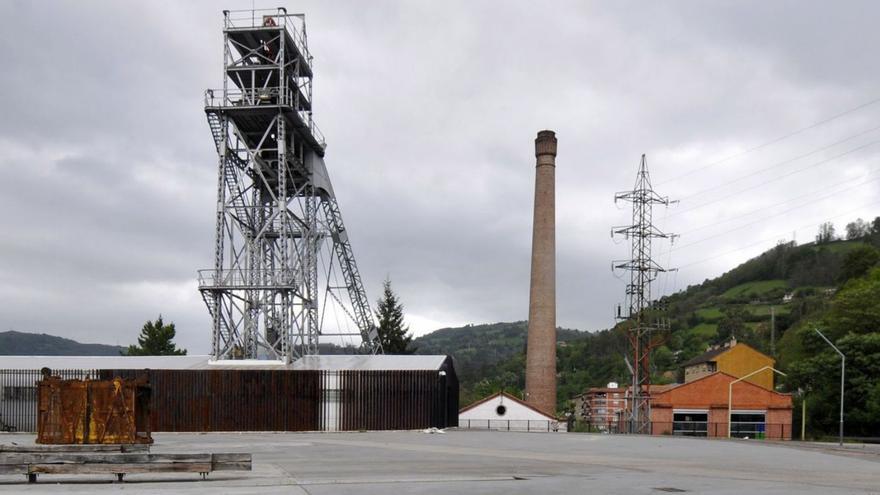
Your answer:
200;290;232;353
320;196;381;351
206;111;252;232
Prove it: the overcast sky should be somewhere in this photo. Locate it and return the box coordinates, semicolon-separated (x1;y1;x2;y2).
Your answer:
1;1;879;353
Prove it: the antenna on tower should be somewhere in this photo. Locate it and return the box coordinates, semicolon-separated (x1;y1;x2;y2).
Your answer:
611;154;677;434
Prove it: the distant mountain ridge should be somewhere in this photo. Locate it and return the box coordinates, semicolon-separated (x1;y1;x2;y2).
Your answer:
413;321;587;381
0;330;124;356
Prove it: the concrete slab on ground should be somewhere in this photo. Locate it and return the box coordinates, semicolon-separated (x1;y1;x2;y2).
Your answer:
0;430;878;494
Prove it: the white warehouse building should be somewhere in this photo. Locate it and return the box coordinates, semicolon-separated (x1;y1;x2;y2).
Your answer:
458;391;564;432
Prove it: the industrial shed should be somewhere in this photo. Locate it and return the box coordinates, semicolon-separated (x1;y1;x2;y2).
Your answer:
0;354;457;433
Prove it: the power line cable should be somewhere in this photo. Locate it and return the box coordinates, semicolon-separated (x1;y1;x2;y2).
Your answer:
677;124;880;202
672;180;880;251
657;96;880;186
676;198;880;270
670;138;880;217
677;171;880;237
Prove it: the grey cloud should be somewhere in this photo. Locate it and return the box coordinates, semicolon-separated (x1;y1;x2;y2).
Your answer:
1;0;878;352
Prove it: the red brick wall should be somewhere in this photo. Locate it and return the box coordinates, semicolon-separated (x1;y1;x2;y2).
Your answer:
649;373;792;440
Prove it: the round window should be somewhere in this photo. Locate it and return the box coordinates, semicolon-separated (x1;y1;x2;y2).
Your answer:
496;404;507;416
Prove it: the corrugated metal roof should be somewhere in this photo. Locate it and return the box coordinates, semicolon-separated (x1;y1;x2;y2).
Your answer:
0;355;211;370
0;354;450;372
291;355;448;371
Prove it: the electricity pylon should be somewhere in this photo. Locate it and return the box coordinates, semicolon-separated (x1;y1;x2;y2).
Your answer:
612;154;676;434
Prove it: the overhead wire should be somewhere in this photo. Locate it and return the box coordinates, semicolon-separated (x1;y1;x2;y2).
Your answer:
620;96;880;297
676;197;880;270
657;95;880;186
676;124;880;203
675;171;880;238
669;137;880;217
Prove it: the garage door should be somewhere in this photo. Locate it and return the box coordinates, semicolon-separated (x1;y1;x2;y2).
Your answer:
672;410;708;436
730;411;766;439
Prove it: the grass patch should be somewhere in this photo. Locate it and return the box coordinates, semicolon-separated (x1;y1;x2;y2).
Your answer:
695;307;723;321
812;239;871;255
722;280;789;301
746;304;791;317
690;323;718;340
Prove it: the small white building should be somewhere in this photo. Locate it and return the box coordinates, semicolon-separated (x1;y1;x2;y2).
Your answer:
458;391;564;432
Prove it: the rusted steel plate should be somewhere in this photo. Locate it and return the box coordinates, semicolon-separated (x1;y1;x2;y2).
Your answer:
36;375;151;444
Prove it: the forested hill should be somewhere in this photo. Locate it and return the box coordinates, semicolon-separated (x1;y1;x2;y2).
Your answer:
416;223;880;438
414;322;587;382
0;330;124;356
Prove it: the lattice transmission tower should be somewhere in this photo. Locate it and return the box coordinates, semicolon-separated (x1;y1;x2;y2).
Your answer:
198;8;381;362
612;154;676;434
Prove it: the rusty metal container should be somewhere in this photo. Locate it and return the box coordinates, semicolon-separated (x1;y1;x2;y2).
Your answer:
36;370;151;444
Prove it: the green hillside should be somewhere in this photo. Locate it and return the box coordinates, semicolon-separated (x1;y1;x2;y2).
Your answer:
414;322;587;388
416;225;880;438
0;330;125;356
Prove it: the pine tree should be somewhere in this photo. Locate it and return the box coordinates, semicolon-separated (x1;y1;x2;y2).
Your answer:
124;316;187;356
375;279;415;354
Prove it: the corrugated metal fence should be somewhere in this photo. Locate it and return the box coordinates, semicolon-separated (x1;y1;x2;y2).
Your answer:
100;369;324;432
339;370;446;431
1;368;456;433
0;369;97;432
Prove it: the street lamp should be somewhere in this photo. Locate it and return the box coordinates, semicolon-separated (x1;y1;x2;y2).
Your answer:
728;365;787;439
813;327;845;447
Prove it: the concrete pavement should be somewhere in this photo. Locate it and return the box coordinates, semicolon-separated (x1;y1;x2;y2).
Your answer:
1;430;878;493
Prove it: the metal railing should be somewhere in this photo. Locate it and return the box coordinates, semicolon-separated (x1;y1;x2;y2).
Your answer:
204;88;326;149
197;269;299;288
223;8;311;66
0;369;97;432
648;422;791;439
458;419;564;432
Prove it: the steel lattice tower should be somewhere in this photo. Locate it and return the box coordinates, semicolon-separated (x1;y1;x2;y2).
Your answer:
612;154;675;434
198;8;380;361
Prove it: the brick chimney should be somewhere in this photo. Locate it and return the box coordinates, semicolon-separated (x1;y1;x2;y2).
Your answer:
524;130;557;416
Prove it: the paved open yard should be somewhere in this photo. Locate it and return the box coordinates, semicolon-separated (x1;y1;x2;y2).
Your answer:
1;430;878;494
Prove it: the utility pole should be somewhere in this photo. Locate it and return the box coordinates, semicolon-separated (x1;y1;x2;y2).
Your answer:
801;393;806;441
612;154;676;434
813;327;845;446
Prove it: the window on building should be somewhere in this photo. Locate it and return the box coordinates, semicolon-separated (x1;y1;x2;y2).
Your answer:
673;412;708;437
730;412;766;439
496;405;507;417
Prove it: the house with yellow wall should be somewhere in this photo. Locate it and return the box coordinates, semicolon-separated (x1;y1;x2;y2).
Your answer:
681;339;775;390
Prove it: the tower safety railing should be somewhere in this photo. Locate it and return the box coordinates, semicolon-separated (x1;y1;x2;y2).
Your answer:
222;8;312;68
197;269;299;289
204;88;326;149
